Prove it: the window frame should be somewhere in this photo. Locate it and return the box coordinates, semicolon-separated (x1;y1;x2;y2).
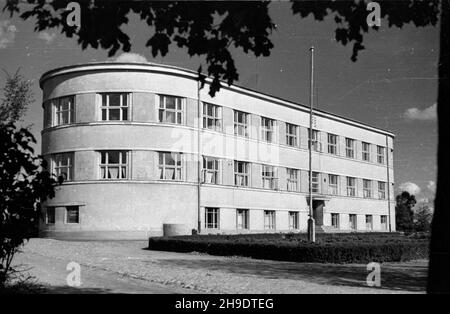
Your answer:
286;123;298;147
53;95;75;126
381;215;388;230
286;168;299;192
99;151;129;180
377;145;385;164
289;211;299;230
158;152;183;181
308;129;321;152
346;176;356;197
205;207;220;229
236;209;249;230
100;93;130;121
362;142;371;162
261;116;275;143
203;102;222;131
366;214;373;231
264;210;276;230
349;214;357;230
234;110;249;137
262;164;277;190
331;213;340;229
345;138;355;158
328;174;339;195
202;156;219;184
53;152;74;182
158;94;184;125
65;206;79;224
234;160;249;187
327;133;338;155
378;181;386;199
363;179;372;198
310;171;320;193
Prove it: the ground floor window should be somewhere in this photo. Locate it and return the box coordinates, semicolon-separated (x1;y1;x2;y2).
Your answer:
331;213;340;229
46;207;55;224
205;208;219;229
349;214;357;230
381;215;388;230
289;211;299;229
264;210;276;230
366;215;373;230
65;206;79;224
236;209;249;230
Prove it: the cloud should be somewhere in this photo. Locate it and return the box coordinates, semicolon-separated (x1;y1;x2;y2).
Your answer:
0;20;17;49
38;31;56;44
114;52;148;63
399;182;421;195
427;180;436;193
404;103;437;121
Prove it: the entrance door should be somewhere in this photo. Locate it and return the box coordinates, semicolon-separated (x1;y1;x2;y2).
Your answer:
313;200;324;226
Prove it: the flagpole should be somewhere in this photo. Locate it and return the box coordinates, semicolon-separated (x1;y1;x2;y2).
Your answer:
308;46;316;243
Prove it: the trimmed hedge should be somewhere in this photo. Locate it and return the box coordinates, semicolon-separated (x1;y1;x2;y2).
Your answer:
147;233;429;263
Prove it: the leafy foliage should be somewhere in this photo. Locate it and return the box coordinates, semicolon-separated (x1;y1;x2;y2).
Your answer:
0;125;59;286
395;191;417;232
0;70;34;124
414;204;433;232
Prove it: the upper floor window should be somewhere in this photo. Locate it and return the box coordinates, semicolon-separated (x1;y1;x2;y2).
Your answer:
309;171;320;193
286;123;298;147
53;152;74;182
286;168;299;191
377;146;385;164
159;95;183;124
101;93;129;121
328;174;339;195
203;103;222;131
378;181;386;199
261;117;275;142
362;142;371;161
158;152;182;180
262;165;277;190
345;138;355;158
203;156;219;184
234;161;249;187
363;179;372;198
100;151;128;179
234;110;249;137
54;95;75;126
308;129;321;152
346;176;356;197
327;134;338;155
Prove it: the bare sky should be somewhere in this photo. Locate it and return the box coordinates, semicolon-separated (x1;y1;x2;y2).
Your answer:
0;1;438;203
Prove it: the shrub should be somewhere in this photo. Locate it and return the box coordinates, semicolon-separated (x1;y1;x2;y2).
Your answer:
147;233;429;264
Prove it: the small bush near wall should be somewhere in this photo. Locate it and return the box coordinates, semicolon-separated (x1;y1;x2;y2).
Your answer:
147;233;429;264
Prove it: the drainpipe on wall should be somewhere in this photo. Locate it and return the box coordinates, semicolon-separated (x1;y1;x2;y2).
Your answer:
386;135;392;232
197;80;202;234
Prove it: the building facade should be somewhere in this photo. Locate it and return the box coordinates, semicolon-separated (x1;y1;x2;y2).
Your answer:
39;62;395;240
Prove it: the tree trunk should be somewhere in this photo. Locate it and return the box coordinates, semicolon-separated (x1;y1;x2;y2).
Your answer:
427;0;450;294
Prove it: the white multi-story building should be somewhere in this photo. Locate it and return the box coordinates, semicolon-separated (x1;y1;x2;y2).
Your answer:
39;62;395;239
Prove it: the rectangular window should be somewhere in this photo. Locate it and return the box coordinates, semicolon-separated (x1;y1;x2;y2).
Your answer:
366;215;373;230
331;213;340;229
286;168;299;191
234;110;249;137
46;207;55;224
349;214;357;230
363;179;372;198
158;152;182;180
362;142;371;161
310;172;320;193
159;95;183;124
53;152;74;181
261;117;275;142
377;145;385;164
203;102;222;131
262;165;277;190
101;93;129;121
54;95;75;126
328;174;339;195
327;133;338;155
205;208;219;229
234;161;249;187
65;206;79;224
100;151;128;180
346;177;356;197
286;123;298;147
345;138;355;158
381;215;388;230
264;210;276;230
378;181;386;199
308;129;321;152
203;156;219;184
236;209;249;230
289;211;299;230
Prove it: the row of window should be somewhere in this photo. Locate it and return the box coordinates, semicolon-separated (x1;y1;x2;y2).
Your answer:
45;206;79;224
51;151;389;199
46;94;390;165
205;208;388;231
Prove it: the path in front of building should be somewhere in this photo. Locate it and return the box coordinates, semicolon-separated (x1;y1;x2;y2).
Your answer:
12;239;427;294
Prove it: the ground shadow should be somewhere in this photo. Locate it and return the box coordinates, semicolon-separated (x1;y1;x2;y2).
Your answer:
150;257;427;292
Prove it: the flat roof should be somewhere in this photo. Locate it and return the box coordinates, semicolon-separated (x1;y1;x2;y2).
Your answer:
39;62;395;137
